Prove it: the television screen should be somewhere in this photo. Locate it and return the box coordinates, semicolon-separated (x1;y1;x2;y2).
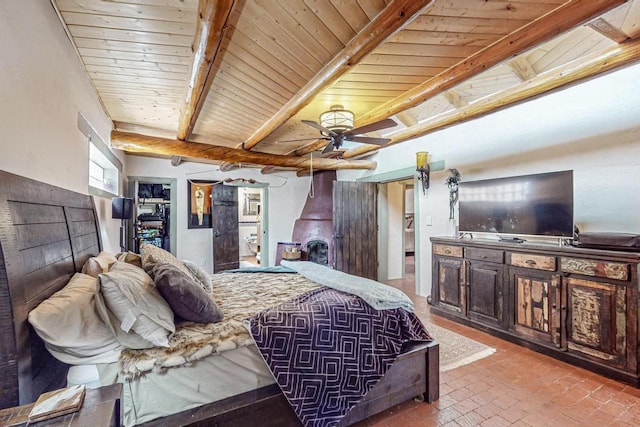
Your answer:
458;170;574;238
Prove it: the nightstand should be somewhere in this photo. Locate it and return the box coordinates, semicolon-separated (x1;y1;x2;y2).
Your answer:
0;383;122;427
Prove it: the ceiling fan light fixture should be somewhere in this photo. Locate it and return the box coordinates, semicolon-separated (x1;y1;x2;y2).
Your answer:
319;105;354;134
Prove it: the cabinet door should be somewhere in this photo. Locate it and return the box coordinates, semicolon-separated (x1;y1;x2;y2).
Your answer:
432;256;465;314
509;268;561;347
564;277;630;370
467;261;504;327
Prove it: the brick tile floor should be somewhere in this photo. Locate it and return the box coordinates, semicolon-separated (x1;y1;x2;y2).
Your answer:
354;256;640;426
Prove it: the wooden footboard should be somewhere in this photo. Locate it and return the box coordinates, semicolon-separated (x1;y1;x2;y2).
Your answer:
141;340;439;427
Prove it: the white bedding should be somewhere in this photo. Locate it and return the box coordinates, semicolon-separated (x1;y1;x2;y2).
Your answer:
97;345;275;426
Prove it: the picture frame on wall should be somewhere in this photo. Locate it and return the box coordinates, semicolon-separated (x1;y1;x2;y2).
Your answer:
188;180;214;229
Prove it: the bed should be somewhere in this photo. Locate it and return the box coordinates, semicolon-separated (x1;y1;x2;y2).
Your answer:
0;169;439;426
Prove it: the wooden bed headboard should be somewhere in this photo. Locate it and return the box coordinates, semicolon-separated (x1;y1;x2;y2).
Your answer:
0;170;102;408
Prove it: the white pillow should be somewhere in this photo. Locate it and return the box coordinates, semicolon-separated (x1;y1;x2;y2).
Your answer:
97;262;175;348
182;259;212;293
28;273;123;364
81;251;118;277
116;251;143;268
140;244;195;281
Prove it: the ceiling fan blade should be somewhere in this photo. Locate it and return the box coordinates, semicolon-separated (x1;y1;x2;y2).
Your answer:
321;141;335;154
347;118;397;136
349;136;391;145
302;120;337;136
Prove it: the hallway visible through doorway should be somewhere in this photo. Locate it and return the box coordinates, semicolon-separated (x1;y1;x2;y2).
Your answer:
238;186;262;268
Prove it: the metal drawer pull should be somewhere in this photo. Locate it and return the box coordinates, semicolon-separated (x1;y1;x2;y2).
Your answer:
526;259;537;266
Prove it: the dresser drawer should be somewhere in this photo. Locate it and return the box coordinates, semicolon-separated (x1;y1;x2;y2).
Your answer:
465;247;504;263
433;244;463;258
509;253;556;271
561;257;629;281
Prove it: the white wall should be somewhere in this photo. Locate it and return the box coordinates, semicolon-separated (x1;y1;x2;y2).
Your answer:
386;182;404;280
405;187;414;214
0;1;123;253
340;62;640;298
125;157;311;271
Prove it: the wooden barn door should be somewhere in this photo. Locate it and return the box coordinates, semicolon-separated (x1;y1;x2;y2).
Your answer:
212;185;239;272
333;181;378;280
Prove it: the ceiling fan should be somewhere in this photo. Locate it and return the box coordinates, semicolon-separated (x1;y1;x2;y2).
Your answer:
278;105;398;154
302;117;398;154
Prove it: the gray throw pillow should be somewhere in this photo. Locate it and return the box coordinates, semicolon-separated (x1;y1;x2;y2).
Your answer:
144;262;223;324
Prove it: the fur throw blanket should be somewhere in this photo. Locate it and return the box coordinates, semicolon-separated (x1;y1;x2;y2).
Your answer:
118;272;320;380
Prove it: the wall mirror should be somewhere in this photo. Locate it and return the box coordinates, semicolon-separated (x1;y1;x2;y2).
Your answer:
243;193;260;216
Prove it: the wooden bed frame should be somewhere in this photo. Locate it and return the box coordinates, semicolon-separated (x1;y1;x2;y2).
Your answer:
0;170;439;425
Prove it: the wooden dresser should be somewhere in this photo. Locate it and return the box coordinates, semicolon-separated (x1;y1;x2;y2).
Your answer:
430;236;640;386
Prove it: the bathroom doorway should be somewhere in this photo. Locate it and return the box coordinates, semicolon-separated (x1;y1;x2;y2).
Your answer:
376;178;415;282
237;186;263;267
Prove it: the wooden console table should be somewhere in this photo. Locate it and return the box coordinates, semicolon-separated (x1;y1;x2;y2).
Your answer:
0;384;122;427
430;236;640;386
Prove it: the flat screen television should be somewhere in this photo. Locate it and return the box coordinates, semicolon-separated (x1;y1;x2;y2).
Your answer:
458;170;574;238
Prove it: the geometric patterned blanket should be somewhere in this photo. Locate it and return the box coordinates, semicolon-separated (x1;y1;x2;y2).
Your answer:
248;287;432;427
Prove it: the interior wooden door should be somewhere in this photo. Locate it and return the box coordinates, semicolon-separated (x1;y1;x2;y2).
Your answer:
333;181;378;280
212;185;239;272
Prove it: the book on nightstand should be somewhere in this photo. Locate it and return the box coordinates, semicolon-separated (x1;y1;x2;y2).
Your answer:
27;384;85;423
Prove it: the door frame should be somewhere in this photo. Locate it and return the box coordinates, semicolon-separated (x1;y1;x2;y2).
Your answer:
223;182;270;267
127;176;177;255
356;161;445;295
357;167;420;293
377;180;414;280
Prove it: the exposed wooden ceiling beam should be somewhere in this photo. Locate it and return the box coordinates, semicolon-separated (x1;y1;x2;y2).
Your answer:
355;0;627;128
508;57;538;81
442;91;468;109
219;161;240;171
260;166;280;174
240;0;435;151
177;0;235;141
343;36;640;159
111;131;377;171
395;111;418;127
291;140;329;157
589;18;631;43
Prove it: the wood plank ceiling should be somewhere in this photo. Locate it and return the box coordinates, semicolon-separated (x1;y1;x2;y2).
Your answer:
52;0;640;173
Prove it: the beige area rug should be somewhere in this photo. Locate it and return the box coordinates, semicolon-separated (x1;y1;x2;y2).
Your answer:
423;321;496;372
